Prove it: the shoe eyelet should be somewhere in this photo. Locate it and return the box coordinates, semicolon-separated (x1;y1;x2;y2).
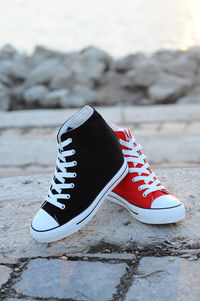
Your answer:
71;183;75;188
61;204;65;210
71;149;76;155
66;194;70;199
68;138;72;143
132;178;135;182
73;172;77;178
143;193;147;197
138;187;142;191
73;161;77;166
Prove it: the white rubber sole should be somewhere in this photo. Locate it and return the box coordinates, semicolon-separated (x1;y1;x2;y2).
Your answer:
30;159;128;243
107;191;185;224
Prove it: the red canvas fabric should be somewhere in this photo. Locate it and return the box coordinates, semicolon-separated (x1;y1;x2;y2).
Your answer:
113;128;172;209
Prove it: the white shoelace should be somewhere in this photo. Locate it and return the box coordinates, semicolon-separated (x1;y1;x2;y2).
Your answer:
46;138;77;209
120;135;164;197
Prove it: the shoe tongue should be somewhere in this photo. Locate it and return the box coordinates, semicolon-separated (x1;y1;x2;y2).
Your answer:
52;126;74;196
60;127;73;143
106;120;131;142
110;122;155;186
115;130;130;142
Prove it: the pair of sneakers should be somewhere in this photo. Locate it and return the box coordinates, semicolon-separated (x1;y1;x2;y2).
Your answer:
30;106;185;243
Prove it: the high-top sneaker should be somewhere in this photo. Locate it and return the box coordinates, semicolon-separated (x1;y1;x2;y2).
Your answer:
106;121;185;224
30;106;128;242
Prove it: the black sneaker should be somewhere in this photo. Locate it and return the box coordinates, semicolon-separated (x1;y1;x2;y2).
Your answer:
30;106;128;242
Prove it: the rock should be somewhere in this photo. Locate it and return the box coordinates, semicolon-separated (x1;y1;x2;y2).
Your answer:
10;85;24;102
9;85;25;110
42;88;91;108
1;43;200;109
148;74;192;103
0;72;12;86
24;85;48;104
95;71;141;105
63;53;106;81
33;45;65;60
60;94;85;108
122;62;162;88
9;60;28;80
0;60;13;76
152;49;179;63
63;84;97;106
187;46;200;63
25;59;63;87
10;54;29;79
0;58;28;81
162;55;197;79
82;46;114;68
50;70;75;90
29;46;65;68
58;84;97;108
77;57;105;81
138;98;155;105
0;83;10;111
178;87;200;104
43;89;69;107
97;70;122;88
96;85;141;106
0;44;17;59
115;53;146;72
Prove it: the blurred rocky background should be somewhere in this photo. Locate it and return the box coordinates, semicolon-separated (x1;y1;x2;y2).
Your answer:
1;43;200;111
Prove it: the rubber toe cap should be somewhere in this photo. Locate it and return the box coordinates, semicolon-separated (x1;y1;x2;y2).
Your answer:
151;194;182;209
31;208;59;231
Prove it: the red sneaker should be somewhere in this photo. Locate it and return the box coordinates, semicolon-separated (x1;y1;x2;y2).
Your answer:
106;121;185;224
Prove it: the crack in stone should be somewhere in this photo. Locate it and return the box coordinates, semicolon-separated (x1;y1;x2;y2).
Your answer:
0;258;32;300
111;260;139;301
3;292;78;301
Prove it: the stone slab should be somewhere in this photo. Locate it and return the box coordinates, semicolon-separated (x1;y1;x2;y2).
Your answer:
0;168;200;261
80;253;135;261
0;138;56;166
6;299;37;301
0;108;77;129
14;258;126;300
0;265;12;288
130;121;200;136
0;255;18;265
137;134;200;166
1;131;199;168
57;252;135;261
125;257;200;301
63;252;136;261
123;104;200;124
0;107;122;129
0;105;200;129
0;106;199;176
1;121;199;138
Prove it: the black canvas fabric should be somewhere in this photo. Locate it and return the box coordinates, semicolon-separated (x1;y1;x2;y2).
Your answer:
41;108;124;227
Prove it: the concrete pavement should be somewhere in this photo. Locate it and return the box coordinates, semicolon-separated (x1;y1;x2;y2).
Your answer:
1;168;200;261
0;168;200;300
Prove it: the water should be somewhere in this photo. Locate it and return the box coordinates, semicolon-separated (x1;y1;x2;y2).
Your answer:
0;0;200;57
